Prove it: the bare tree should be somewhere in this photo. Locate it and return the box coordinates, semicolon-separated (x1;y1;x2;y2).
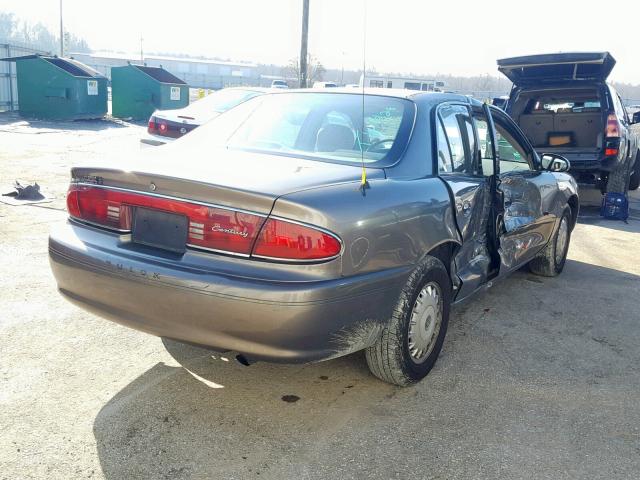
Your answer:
0;12;90;54
287;54;326;87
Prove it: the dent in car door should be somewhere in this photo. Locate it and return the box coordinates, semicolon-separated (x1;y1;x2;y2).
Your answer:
436;104;492;300
492;110;557;271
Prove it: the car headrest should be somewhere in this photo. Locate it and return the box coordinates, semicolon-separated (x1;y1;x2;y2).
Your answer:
315;124;356;152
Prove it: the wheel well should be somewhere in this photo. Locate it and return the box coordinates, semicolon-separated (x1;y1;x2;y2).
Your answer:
567;195;579;230
426;242;457;280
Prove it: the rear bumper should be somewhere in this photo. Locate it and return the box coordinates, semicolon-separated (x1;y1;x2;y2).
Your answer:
568;156;620;173
139;133;174;148
49;221;409;363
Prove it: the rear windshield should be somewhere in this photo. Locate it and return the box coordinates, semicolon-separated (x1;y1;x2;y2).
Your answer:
204;92;415;166
533;99;601;113
523;89;603;114
186;89;263;116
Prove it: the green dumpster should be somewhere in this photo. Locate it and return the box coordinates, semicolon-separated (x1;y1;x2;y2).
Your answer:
0;54;107;120
111;64;189;120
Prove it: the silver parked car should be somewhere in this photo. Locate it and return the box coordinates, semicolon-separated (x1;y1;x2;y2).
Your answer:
50;89;579;386
141;87;269;147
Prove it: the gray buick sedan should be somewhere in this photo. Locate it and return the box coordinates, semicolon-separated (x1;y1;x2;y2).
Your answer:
49;89;578;386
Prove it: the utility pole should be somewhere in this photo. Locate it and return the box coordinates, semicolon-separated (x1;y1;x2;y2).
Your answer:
59;0;64;56
299;0;309;88
140;36;144;63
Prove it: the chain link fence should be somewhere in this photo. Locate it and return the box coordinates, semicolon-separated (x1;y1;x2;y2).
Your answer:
0;42;50;112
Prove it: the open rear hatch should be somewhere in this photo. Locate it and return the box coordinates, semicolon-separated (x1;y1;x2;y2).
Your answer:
497;52;616;86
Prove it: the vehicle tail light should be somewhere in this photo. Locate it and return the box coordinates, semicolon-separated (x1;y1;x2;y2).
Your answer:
148;117;181;138
66;185;342;261
147;116;157;133
186;208;264;255
605;113;621;138
66;185;265;255
252;218;342;261
67;184;132;230
605;148;619;156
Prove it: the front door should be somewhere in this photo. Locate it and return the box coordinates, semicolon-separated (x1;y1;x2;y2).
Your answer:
488;107;559;272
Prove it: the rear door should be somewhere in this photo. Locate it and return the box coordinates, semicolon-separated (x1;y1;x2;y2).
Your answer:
436;103;493;299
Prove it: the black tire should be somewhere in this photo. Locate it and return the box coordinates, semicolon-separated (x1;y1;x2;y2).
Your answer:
629;151;640;191
528;207;572;277
365;256;451;386
605;155;632;193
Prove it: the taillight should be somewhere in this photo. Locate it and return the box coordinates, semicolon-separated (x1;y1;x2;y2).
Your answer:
606;114;621;138
66;185;342;261
67;184;132;230
66;185;266;255
147;116;157;133
148;116;173;137
252;218;342;261
186;207;264;255
605;148;619;157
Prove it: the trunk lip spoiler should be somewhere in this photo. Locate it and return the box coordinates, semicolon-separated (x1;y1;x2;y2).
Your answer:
69;182;270;218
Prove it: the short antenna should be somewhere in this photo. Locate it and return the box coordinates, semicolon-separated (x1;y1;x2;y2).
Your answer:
359;0;369;195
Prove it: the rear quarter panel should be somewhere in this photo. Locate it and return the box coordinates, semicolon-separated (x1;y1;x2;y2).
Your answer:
271;177;460;277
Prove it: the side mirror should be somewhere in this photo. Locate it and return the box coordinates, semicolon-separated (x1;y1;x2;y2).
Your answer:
541;153;570;172
633;111;640;124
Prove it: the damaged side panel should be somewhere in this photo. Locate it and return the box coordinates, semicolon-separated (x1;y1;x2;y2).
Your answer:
497;170;573;272
439;175;493;301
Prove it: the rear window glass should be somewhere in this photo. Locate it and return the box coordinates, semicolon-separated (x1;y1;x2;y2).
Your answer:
531;99;601;113
221;93;415;166
186;89;262;116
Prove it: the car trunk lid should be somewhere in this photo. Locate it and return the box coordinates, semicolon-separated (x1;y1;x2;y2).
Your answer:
71;146;385;215
70;148;372;259
497;52;616;86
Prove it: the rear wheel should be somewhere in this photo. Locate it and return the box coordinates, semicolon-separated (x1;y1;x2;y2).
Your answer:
528;207;572;277
605;155;633;193
365;256;451;386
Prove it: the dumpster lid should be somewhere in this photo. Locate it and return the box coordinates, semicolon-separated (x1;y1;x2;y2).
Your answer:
134;65;187;85
497;52;616;85
0;54;105;78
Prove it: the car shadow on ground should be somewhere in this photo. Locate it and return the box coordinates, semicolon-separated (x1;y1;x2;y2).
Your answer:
0;111;131;131
93;348;395;479
578;205;640;231
92;259;640;479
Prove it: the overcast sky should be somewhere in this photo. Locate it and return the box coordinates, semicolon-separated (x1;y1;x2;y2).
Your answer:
4;0;640;84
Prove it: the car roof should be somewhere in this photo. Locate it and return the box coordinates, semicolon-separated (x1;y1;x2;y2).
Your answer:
225;86;272;93
281;87;477;105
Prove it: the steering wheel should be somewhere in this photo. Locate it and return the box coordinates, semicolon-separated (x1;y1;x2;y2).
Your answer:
365;138;395;152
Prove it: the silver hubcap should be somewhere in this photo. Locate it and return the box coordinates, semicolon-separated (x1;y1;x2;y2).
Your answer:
408;282;443;364
555;216;569;265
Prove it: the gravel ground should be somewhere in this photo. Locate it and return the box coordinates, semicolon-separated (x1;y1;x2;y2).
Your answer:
1;113;639;480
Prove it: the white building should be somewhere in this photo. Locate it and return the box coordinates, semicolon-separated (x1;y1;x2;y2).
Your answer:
360;74;445;92
69;52;260;89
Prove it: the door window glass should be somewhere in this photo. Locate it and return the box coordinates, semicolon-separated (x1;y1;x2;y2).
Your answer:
493;116;534;172
473;115;494;176
436;120;453;173
438;104;477;174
